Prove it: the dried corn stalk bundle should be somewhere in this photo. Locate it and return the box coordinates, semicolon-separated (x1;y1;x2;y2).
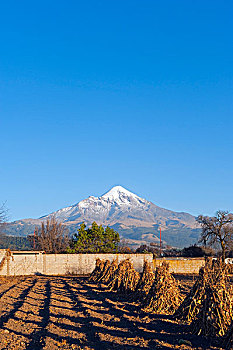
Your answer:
95;259;111;282
143;262;182;314
108;259;127;291
175;257;233;338
118;260;140;294
134;260;154;300
174;265;207;323
190;259;233;337
226;263;233;274
100;259;118;284
223;320;233;349
89;259;105;282
108;259;140;294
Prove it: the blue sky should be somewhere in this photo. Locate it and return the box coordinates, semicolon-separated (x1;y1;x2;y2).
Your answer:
0;0;233;221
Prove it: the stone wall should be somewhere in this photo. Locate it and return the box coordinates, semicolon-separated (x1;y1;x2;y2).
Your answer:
0;252;153;276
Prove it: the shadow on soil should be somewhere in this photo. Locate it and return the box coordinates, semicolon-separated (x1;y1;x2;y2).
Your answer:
0;276;220;350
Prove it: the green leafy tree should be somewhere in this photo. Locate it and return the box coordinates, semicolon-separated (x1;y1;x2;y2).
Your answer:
69;222;120;253
71;223;91;252
88;221;105;252
102;226;120;253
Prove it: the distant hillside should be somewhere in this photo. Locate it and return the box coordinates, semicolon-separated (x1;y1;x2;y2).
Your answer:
0;235;31;250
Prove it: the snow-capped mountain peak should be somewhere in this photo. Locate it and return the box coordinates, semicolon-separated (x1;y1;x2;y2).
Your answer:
7;185;201;248
101;186;141;202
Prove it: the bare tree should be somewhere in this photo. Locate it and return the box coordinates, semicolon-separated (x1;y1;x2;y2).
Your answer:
197;210;233;262
0;203;8;234
30;216;69;253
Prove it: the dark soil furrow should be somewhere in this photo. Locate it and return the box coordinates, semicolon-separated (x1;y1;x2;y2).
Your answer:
68;280;150;348
62;278;105;349
0;276;220;350
0;278;49;350
0;277;25;299
0;278;37;328
25;279;51;349
39;277;87;349
70;279;215;350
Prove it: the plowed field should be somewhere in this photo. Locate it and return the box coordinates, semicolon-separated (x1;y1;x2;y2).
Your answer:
0;276;221;349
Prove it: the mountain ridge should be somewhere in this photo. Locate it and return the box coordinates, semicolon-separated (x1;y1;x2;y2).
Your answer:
4;186;201;248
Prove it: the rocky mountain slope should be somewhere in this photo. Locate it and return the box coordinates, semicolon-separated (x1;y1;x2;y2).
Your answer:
5;186;201;248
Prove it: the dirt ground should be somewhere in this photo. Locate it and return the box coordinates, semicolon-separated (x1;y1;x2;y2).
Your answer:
0;275;225;350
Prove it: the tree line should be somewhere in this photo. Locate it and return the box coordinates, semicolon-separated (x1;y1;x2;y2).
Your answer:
28;217;120;254
136;211;233;261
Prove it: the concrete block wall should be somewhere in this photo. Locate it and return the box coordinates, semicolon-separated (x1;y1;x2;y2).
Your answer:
6;253;44;276
154;257;205;274
0;251;207;276
0;249;12;276
44;253;153;275
0;253;153;276
0;249;7;264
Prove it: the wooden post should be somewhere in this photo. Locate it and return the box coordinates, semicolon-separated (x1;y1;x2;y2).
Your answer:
160;227;162;256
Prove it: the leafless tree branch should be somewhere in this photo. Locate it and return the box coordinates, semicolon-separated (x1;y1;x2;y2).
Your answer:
197;210;233;261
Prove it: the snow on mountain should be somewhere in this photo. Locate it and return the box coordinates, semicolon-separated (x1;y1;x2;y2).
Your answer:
46;185;197;229
5;186;201;248
101;185;142;202
45;185;148;225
